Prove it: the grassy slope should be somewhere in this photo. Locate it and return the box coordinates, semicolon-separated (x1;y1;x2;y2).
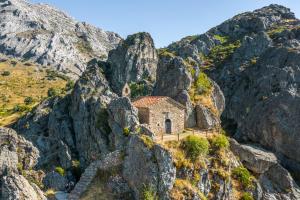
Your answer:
0;59;67;126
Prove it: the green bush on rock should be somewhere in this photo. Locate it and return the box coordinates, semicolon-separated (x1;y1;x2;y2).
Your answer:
211;134;229;150
232;166;253;189
181;135;210;160
55;166;65;176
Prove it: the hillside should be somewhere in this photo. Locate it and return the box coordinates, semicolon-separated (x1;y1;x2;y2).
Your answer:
0;54;68;126
0;0;122;78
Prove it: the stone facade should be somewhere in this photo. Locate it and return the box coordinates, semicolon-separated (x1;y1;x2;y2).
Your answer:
133;97;185;136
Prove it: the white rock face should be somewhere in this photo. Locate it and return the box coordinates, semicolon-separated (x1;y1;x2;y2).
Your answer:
0;0;122;78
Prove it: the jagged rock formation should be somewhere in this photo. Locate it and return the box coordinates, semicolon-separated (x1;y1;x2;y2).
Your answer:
107;32;158;95
0;0;122;78
0;127;46;200
166;4;300;185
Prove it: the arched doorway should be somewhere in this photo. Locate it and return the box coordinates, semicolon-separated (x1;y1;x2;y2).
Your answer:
165;119;172;134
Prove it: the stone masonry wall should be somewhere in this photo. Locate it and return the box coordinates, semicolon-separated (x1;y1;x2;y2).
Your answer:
148;100;185;136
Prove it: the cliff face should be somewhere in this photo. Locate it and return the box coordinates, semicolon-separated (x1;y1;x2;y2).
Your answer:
0;0;122;78
165;4;300;182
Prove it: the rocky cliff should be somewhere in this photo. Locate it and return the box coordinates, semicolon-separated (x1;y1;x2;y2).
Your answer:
165;4;300;184
0;0;122;78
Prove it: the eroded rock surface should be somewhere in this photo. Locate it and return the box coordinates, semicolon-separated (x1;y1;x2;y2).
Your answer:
0;0;121;78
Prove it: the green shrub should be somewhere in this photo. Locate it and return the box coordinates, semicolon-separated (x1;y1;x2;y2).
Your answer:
213;35;229;44
240;192;254;200
142;185;158;200
129;82;151;99
47;88;61;97
1;71;10;76
55;166;65;176
123;127;130;137
206;40;241;67
232;166;253;189
211;134;229;150
195;72;212;95
24;97;34;105
181;135;210;160
140;135;154;149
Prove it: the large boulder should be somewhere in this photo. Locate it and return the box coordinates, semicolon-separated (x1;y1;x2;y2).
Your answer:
108;32;158;95
230;139;278;174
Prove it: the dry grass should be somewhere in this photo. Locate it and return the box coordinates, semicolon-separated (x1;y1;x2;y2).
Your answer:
170;179;207;200
0;60;67;126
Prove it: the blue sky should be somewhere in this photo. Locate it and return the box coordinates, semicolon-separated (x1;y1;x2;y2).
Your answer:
30;0;300;47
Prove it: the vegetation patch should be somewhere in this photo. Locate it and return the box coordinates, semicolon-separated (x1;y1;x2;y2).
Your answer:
157;48;176;58
0;60;67;126
240;192;254;200
123;127;130;137
142;185;158;200
140;135;155;149
213;34;229;44
181;135;210;161
232;166;254;189
129;82;151;99
210;134;230;150
201;39;241;68
170;179;207;200
55;166;65;176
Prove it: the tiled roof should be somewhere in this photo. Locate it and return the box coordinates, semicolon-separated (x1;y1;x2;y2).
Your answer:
132;96;168;108
132;96;185;110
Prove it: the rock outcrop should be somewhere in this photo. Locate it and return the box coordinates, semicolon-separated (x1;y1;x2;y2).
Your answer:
153;55;196;127
0;0;121;78
107;32;158;95
230;139;300;200
0;127;45;200
123;135;176;199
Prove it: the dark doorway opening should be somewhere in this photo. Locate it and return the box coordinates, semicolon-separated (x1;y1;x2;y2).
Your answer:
165;119;172;134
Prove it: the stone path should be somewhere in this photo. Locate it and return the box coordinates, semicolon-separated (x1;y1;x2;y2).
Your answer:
68;151;122;200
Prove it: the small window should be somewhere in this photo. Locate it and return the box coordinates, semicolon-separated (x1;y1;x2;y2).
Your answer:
157;123;160;127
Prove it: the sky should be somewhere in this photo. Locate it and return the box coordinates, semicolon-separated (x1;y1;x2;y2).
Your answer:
30;0;300;48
